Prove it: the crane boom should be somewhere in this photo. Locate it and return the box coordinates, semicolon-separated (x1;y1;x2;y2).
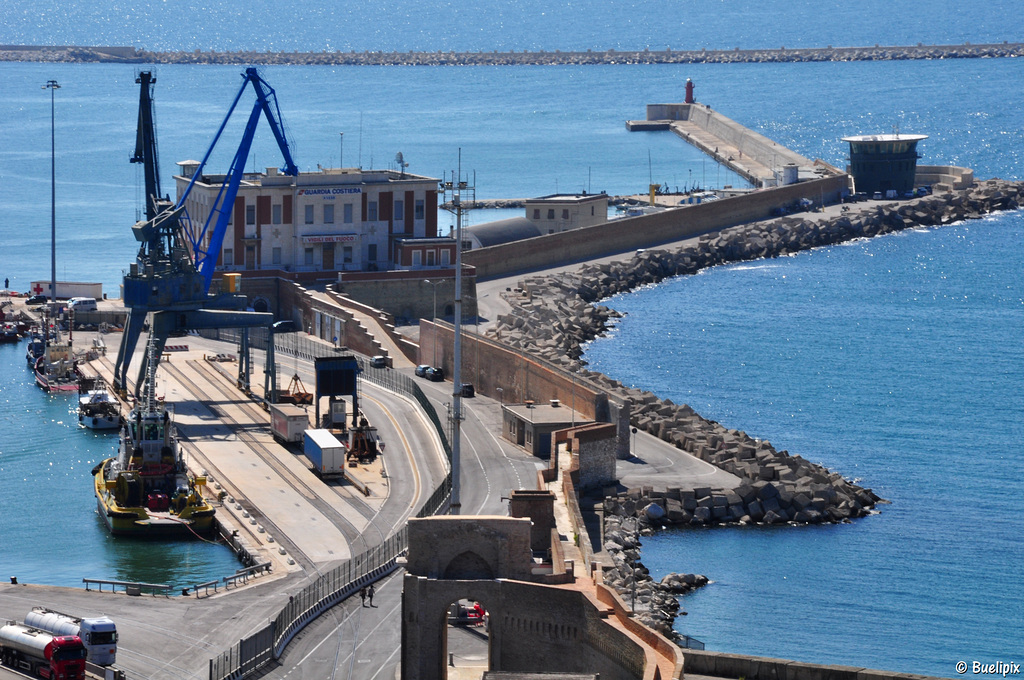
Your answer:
176;67;298;291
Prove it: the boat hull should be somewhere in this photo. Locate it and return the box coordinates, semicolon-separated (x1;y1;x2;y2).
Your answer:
93;459;216;538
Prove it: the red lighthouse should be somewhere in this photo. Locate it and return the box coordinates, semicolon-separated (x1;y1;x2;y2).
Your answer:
685;78;695;104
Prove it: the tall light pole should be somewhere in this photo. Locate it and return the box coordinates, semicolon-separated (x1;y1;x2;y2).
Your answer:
43;79;60;306
425;279;442;366
339;132;344;168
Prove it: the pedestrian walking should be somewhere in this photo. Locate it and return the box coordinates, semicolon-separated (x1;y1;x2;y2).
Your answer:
360;586;367;607
368;584;375;607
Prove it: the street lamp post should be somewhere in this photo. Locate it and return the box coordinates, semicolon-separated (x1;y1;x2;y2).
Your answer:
43;79;60;306
339;132;344;168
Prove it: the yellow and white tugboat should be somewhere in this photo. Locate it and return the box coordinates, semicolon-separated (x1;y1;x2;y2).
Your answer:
93;340;215;537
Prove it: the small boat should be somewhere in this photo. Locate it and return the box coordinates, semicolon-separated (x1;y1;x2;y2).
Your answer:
93;340;215;537
0;322;19;342
79;383;121;430
34;345;78;393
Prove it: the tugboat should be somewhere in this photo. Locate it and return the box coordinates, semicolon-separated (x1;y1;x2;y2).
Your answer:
93;339;215;536
78;380;121;430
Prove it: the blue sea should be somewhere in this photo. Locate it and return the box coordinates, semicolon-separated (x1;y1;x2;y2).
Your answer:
1;2;1022;675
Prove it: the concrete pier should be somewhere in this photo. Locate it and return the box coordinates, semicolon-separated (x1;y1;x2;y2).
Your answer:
628;102;821;187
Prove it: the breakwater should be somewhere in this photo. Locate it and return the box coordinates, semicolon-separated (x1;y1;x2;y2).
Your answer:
490;178;1024;528
2;42;1022;66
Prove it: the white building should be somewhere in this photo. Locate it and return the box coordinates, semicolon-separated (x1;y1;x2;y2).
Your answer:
524;193;608;234
174;164;440;274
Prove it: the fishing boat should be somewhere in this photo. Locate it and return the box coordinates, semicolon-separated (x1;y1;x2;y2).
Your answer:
34;344;78;392
79;382;121;430
93;341;215;537
0;322;19;342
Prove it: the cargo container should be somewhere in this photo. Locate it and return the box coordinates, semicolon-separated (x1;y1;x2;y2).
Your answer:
270;403;310;443
28;281;103;301
303;429;346;478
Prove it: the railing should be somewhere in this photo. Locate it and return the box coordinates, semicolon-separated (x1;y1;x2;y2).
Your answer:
208;331;453;680
83;578;172;597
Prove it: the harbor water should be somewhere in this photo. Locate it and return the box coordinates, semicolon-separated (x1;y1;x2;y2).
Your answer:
1;0;1022;672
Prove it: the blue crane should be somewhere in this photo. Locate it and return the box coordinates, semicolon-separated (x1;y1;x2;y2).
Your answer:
177;67;299;290
113;68;297;399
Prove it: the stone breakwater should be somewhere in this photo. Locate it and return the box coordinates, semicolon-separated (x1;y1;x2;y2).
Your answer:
2;42;1022;66
490;179;1024;528
601;514;708;639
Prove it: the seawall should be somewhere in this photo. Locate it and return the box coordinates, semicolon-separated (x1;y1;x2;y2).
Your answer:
2;42;1022;65
488;179;1024;527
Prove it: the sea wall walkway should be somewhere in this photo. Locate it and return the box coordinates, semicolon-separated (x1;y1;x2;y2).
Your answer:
2;42;1022;65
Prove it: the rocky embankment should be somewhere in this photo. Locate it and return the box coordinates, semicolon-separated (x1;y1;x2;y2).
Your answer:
490;179;1024;526
3;43;1022;66
601;514;708;638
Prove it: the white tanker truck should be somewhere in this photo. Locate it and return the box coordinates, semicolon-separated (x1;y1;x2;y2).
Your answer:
23;606;117;666
0;621;87;680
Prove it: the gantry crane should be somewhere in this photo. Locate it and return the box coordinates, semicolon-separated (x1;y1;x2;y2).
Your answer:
113;69;298;400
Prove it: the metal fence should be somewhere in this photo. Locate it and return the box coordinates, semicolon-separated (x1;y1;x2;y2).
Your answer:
207;332;452;680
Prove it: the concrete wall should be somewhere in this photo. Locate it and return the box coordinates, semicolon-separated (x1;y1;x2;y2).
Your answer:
401;575;649;680
420;320;612;422
573;423;618;493
406;516;534;581
463;175;849;280
916;165;974;191
335;268;477;323
682;649;949;680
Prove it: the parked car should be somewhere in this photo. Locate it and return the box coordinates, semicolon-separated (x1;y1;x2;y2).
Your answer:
25;294;48;305
872;192;883;200
272;319;297;333
370;355;388;368
426;367;445;382
460;383;475;398
415;364;430;377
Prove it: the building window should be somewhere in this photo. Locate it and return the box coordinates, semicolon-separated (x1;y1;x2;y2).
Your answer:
305;205;314;224
562;209;569;219
324;204;334;224
368;244;377;261
547;209;555;219
441;250;451;265
304;247;314;265
272;247;281;265
394;199;404;220
533;208;540;219
223;248;233;266
343;203;353;224
342;246;353;263
246;205;255;225
427;250;435;266
272;204;282;224
415;199;425;220
412;251;421;267
368;201;378;222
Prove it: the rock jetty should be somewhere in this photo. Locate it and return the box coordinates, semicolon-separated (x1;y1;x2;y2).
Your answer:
490;179;1024;528
2;43;1022;66
601;514;707;638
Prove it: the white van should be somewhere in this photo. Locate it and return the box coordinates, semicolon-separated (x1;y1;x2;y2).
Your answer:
68;297;98;312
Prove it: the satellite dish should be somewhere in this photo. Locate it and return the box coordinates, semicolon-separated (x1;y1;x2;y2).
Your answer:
395;152;409;177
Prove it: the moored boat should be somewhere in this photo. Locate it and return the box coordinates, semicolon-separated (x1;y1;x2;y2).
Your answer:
79;383;121;430
35;344;78;392
93;342;215;537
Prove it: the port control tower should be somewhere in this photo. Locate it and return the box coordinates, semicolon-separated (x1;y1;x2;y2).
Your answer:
842;133;927;195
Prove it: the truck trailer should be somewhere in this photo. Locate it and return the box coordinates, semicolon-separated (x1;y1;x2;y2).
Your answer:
24;606;117;666
270;403;310;444
0;622;87;680
303;429;346;478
